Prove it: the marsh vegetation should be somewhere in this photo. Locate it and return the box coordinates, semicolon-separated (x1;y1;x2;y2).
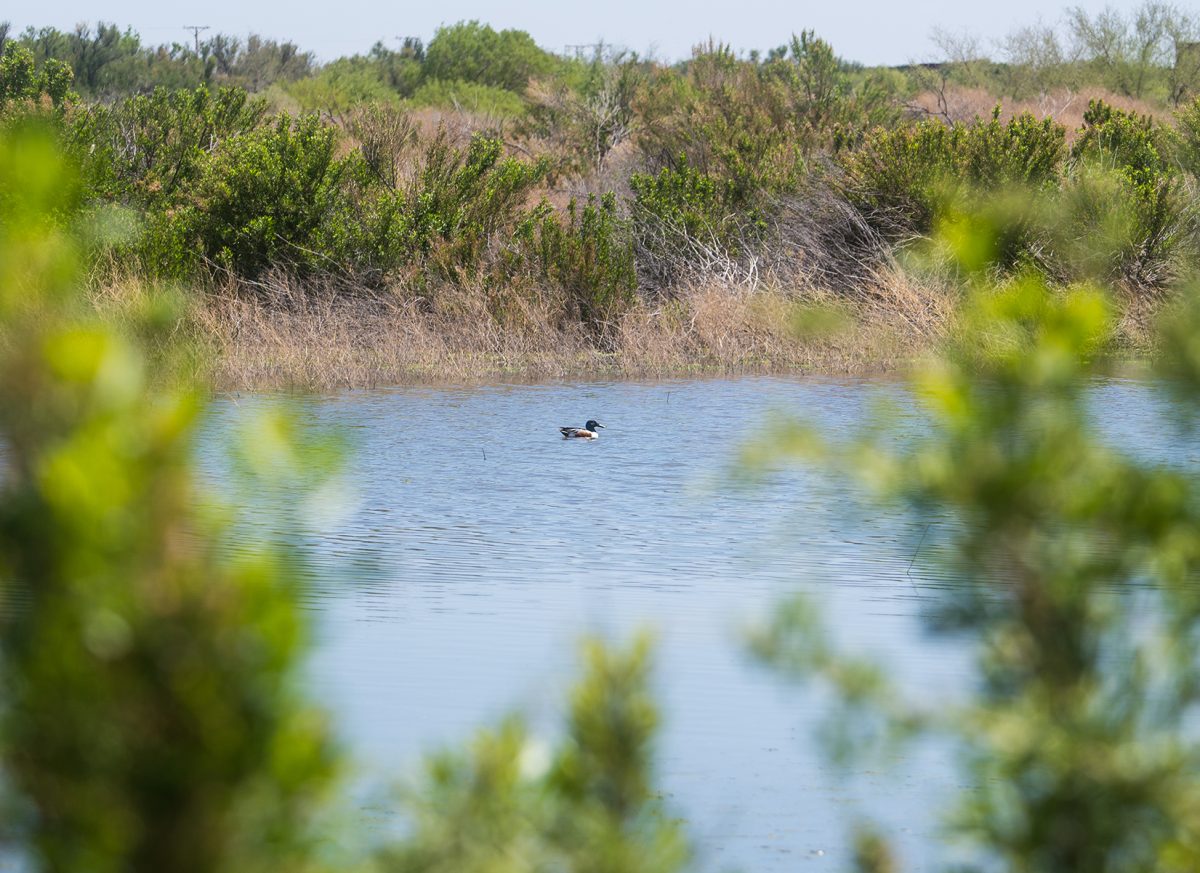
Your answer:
5;7;1200;385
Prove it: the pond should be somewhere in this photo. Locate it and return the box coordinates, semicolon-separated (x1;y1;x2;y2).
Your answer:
200;374;1183;872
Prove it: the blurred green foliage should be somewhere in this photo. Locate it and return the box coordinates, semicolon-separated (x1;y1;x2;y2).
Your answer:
745;192;1200;872
0;124;339;873
379;637;686;873
11;44;1200;867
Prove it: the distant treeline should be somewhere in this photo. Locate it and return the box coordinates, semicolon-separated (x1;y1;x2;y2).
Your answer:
5;7;1200;106
4;6;1200;342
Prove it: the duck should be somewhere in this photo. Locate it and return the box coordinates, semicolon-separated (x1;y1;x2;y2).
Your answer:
560;420;605;439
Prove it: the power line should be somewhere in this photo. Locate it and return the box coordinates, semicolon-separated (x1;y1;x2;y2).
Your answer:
183;25;210;54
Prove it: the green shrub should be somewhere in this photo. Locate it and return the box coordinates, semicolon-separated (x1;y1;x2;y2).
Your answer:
0;123;339;873
378;637;686;873
0;43;74;111
1175;95;1200;179
283;58;401;115
1064;100;1192;287
423;21;554;93
522;50;643;178
842;109;1066;238
1056;161;1192;288
635;33;897;205
400;131;546;275
523;193;637;330
184;113;348;277
70;86;267;206
1071;99;1171;190
748;212;1200;873
630;156;736;242
306;128;546;283
629;154;761;288
408;78;529;118
365;39;424;98
635;46;807;208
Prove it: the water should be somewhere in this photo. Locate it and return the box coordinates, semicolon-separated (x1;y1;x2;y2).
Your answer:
199;374;1188;872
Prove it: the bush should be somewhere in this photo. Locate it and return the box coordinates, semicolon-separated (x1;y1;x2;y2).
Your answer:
841;108;1066;239
0;123;338;873
408;78;529;118
1175;94;1200;179
70;86;267;206
749;212;1200;873
302;127;547;284
634;33;897;205
399;131;546;276
1071;98;1172;190
183;112;348;277
283;58;401;115
635;45;807;208
523;193;638;331
1064;100;1192;287
0;42;74;111
365;39;424;97
523;50;643;178
629;154;763;291
423;21;554;93
378;638;686;873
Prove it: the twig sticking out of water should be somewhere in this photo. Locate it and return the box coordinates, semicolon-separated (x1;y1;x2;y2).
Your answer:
907;522;933;594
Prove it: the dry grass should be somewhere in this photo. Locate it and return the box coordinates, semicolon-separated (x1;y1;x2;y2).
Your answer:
907;86;1168;133
88;268;955;392
88;263;1171;393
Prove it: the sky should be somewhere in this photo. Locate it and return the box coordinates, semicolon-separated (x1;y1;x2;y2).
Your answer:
5;0;1156;67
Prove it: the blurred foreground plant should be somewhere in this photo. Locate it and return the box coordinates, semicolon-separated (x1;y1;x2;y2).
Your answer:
0;123;339;873
378;635;687;873
745;207;1200;871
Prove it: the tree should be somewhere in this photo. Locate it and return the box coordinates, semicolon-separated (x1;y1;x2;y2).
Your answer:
1066;1;1198;99
423;21;554;92
0;42;74;110
998;20;1069;96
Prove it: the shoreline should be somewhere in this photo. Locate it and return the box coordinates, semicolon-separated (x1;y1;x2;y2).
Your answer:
161;269;957;392
97;275;1160;394
195;303;942;392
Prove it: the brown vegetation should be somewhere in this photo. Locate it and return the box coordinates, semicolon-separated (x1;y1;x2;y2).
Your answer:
906;85;1167;134
87;266;954;391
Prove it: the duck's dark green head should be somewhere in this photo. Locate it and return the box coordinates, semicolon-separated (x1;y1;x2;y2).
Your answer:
585;420;605;431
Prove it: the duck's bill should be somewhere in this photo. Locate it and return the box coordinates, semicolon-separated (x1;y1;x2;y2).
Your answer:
595;424;606;428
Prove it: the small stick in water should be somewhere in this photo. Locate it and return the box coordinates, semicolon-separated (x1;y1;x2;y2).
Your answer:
907;522;933;595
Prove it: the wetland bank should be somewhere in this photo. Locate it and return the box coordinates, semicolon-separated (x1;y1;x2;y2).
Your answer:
9;5;1200;389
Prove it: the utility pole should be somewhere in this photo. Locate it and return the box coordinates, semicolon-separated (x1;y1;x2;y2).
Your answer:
183;25;210;54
